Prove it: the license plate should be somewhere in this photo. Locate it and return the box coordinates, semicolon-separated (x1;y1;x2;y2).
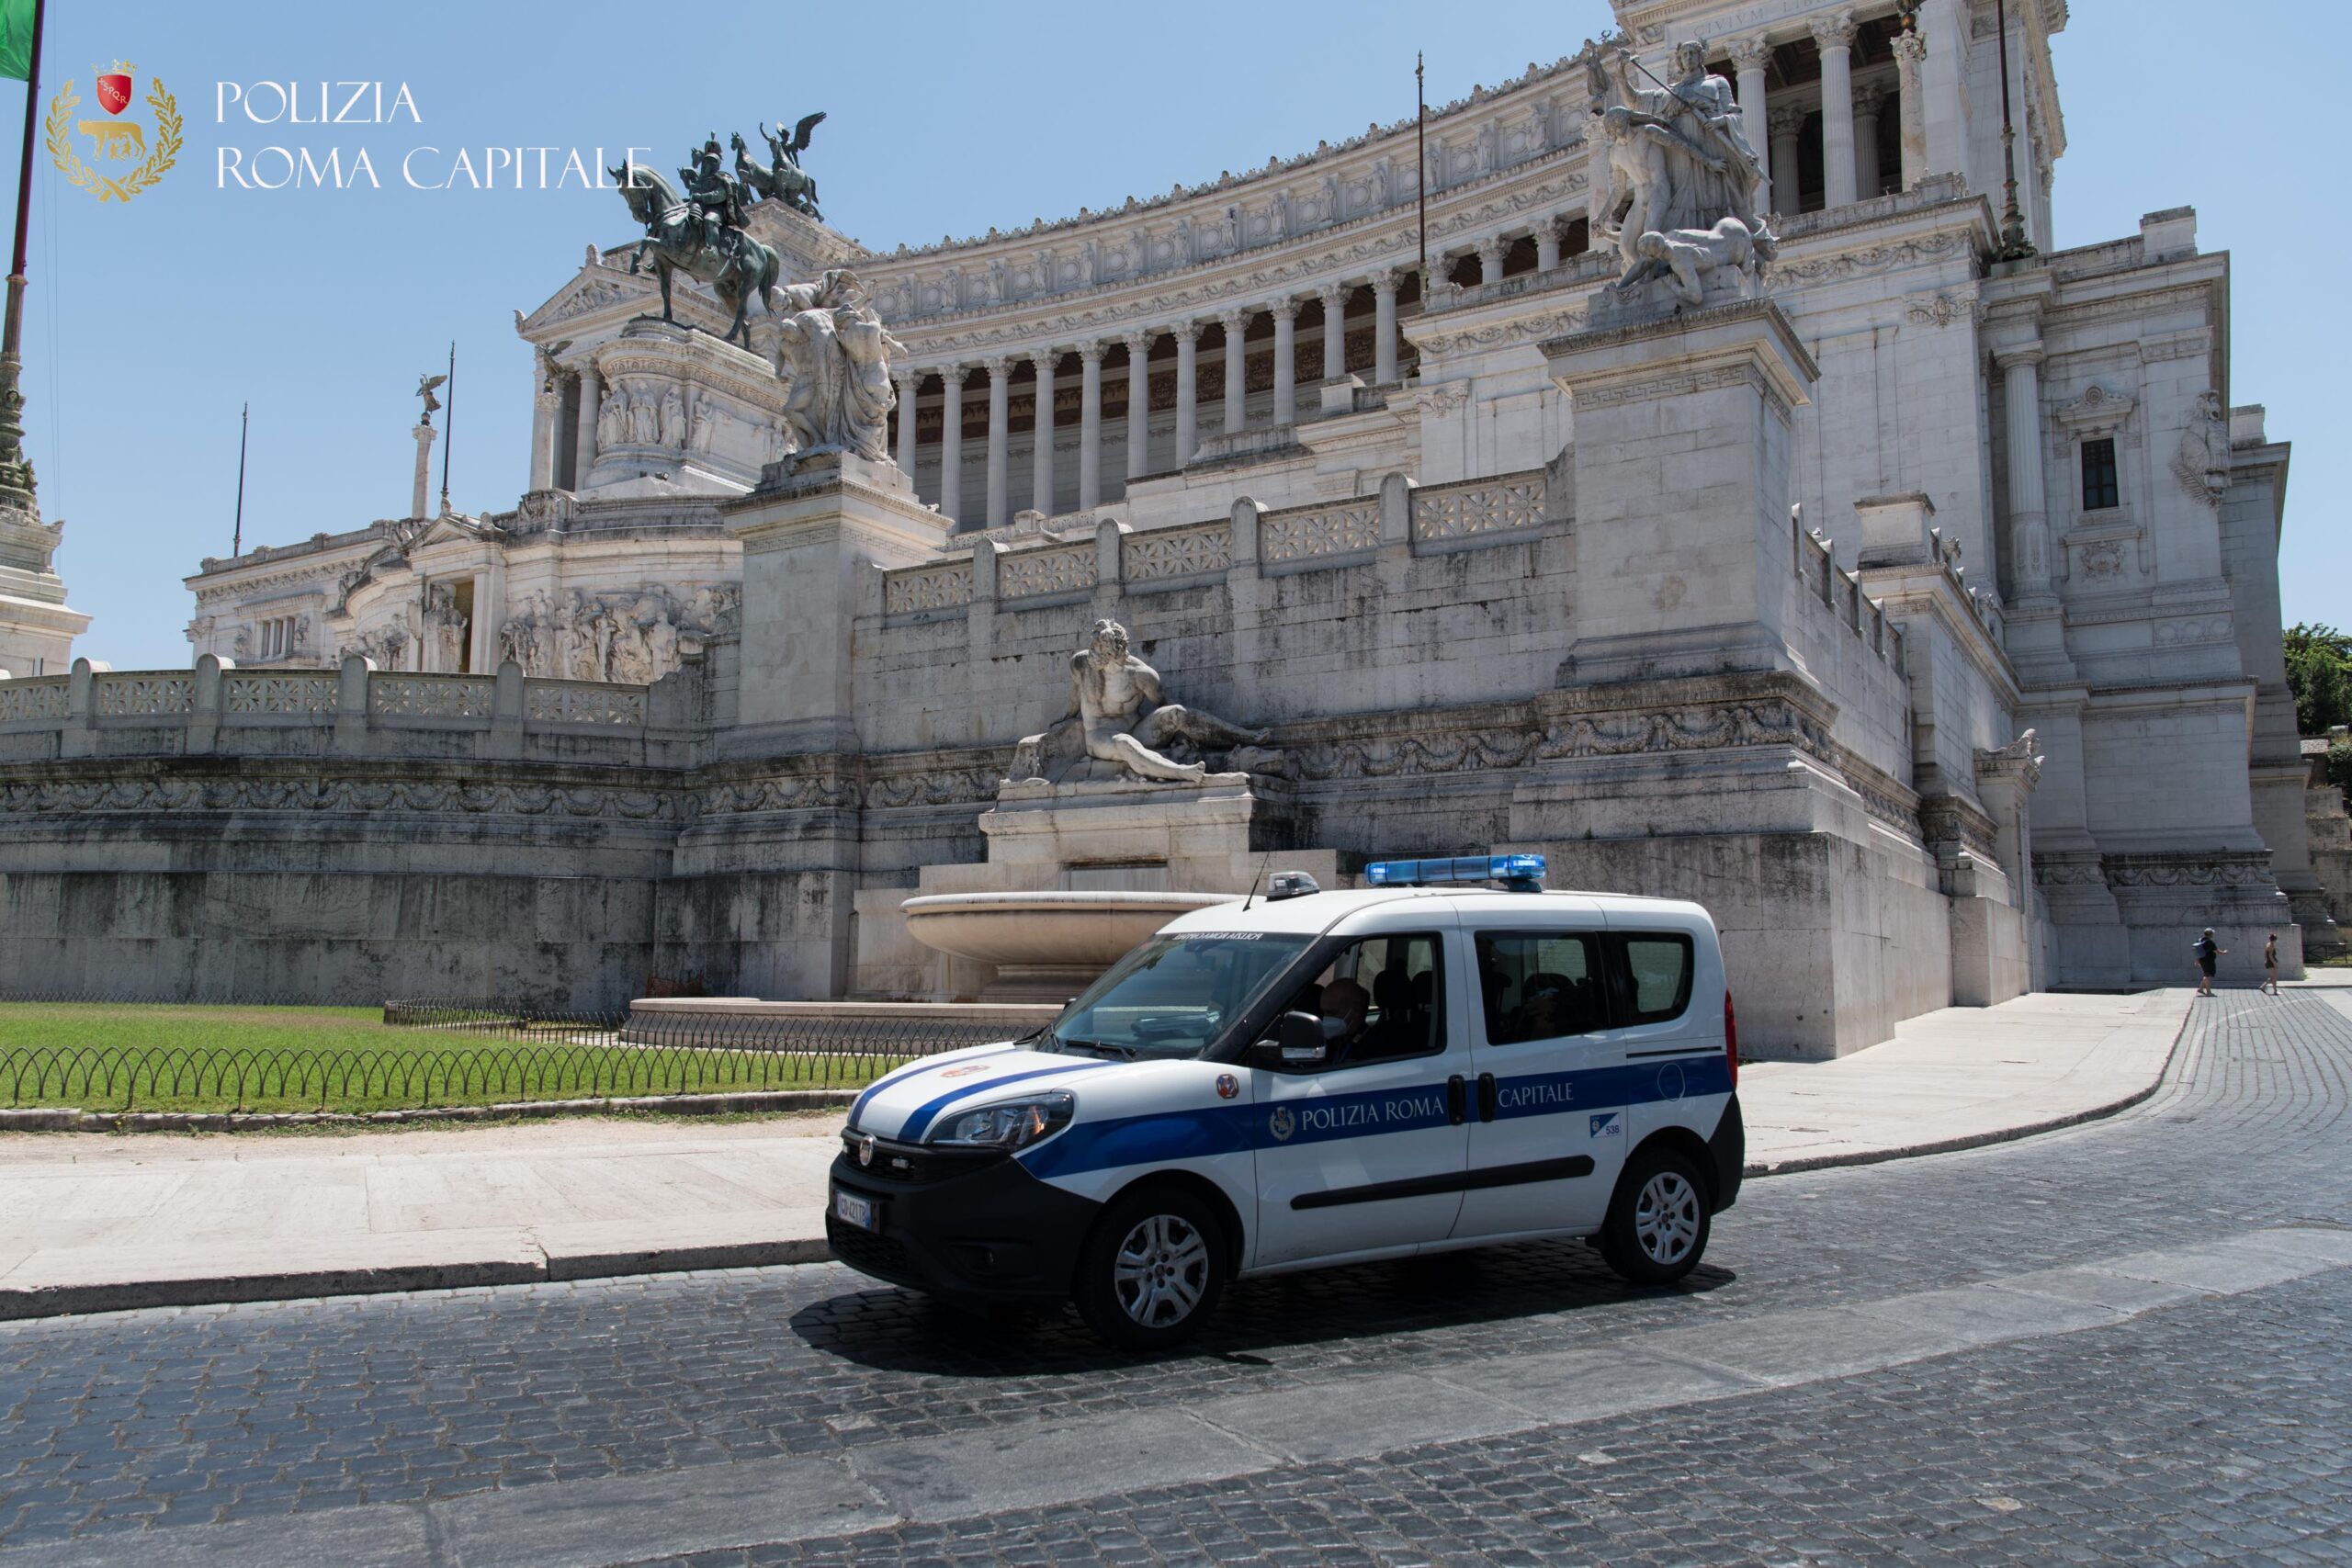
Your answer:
832;1188;878;1233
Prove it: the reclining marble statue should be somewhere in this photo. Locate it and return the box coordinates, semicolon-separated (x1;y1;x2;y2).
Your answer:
1007;620;1276;786
1587;39;1776;307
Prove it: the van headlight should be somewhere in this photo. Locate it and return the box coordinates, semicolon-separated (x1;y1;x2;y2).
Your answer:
926;1089;1075;1149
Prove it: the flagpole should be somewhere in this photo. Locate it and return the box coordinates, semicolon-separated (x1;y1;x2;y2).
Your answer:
0;0;45;511
437;341;453;514
232;403;248;557
1415;51;1428;288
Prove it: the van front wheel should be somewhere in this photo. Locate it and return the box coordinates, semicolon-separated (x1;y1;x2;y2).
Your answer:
1600;1145;1711;1286
1074;1186;1227;1351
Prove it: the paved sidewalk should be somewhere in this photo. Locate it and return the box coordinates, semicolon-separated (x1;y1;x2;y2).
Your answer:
0;988;2193;1319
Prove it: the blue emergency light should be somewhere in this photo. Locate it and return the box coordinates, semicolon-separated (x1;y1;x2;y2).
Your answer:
1364;852;1547;892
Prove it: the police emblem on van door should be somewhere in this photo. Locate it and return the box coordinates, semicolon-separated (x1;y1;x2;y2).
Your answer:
1268;1105;1295;1142
1215;1074;1239;1100
1589;1112;1622;1138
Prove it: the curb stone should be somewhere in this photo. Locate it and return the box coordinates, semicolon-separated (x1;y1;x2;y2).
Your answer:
0;1087;854;1134
0;1006;2193;1322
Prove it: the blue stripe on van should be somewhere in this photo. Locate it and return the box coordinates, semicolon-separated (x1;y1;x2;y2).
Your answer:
1018;1055;1732;1180
895;1058;1120;1142
845;1045;1017;1131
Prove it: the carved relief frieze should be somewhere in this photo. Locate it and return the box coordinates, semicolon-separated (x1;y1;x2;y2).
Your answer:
999;544;1099;599
1124;524;1232;581
1413;477;1544;542
1261;501;1381;562
0;775;678;822
884;560;977;615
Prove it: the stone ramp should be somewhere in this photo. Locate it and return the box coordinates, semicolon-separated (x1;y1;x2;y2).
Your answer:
0;989;2199;1319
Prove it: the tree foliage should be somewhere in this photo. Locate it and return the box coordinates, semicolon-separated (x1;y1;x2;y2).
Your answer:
2284;623;2352;736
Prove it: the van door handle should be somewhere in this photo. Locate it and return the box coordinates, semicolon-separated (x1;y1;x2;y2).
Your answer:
1476;1072;1498;1122
1446;1075;1466;1125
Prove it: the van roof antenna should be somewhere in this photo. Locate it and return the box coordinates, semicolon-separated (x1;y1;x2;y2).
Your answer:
1241;849;1274;911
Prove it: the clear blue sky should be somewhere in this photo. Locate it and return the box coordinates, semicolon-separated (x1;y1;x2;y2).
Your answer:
5;0;2341;669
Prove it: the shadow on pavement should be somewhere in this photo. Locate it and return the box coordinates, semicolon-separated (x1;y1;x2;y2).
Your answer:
791;1240;1735;1376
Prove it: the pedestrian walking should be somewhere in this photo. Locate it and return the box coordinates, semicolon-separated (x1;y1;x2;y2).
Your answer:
2263;932;2279;996
2195;928;2224;997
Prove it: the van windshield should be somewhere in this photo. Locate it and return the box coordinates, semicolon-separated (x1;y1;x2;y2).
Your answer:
1047;933;1314;1060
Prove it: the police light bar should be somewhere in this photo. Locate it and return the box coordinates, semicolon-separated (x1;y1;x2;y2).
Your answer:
1364;853;1546;892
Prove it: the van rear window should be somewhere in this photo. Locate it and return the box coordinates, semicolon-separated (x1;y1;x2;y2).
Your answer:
1618;934;1695;1024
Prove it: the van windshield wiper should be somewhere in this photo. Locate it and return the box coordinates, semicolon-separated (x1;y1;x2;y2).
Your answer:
1054;1036;1138;1061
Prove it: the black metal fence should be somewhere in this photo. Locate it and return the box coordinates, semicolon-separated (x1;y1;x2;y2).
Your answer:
0;995;1035;1114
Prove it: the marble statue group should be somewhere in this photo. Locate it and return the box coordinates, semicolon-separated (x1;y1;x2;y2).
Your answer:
608;121;903;468
1009;620;1277;786
1588;40;1777;307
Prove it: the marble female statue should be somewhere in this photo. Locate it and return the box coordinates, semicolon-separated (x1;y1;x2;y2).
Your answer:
628;389;658;446
764;269;906;464
659;387;685;449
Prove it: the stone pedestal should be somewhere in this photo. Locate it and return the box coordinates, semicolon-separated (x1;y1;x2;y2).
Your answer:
0;506;89;679
722;448;944;755
1544;299;1819;684
854;773;1338;1001
586;319;788;495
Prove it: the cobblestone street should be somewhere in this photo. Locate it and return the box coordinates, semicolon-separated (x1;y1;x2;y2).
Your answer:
3;988;2348;1564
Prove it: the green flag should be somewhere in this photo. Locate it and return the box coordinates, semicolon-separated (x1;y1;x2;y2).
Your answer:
0;0;34;84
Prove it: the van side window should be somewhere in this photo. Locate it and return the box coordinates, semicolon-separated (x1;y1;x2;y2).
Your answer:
1614;933;1695;1024
1273;933;1444;1068
1475;932;1608;1044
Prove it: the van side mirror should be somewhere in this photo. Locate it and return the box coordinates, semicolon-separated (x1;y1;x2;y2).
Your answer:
1266;1010;1329;1066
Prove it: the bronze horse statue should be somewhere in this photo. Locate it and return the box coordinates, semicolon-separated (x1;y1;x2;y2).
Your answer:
609;164;781;346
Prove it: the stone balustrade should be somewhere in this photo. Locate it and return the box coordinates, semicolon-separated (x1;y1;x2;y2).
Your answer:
1795;517;1905;675
0;655;697;764
878;468;1563;618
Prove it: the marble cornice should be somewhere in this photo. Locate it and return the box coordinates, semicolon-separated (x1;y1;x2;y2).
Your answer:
888;161;1589;363
881;51;1601;268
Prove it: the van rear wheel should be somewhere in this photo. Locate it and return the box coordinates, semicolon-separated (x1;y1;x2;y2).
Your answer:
1074;1185;1227;1351
1600;1145;1711;1286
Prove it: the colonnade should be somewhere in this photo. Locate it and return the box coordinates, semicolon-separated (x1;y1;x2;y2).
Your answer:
1732;2;1965;220
893;266;1424;528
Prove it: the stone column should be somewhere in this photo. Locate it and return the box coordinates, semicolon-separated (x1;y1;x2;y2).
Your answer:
1729;37;1773;210
1318;286;1348;379
1997;346;2052;601
1218;309;1249;435
984;355;1012;527
1893;28;1928;189
1476;237;1505;285
1534;220;1561;273
1123;332;1151;482
571;367;600;490
1030;351;1057;516
893;370;920;475
1814;10;1859;209
529;382;560;491
1373;270;1399;384
1917;0;1968;181
1854;84;1887;200
1173;322;1200;466
1770;107;1805;219
411;421;435;521
1271;299;1298;426
1078;342;1104;509
938;364;966;524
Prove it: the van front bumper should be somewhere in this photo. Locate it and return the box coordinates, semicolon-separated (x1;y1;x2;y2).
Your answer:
826;1137;1102;1303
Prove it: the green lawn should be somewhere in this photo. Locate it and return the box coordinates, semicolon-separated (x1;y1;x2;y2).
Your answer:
0;1002;892;1115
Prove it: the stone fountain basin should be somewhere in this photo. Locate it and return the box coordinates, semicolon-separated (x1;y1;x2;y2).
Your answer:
901;890;1241;997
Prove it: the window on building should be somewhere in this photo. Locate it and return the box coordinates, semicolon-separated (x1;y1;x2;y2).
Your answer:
2081;437;2120;512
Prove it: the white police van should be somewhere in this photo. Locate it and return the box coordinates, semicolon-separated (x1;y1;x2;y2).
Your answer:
827;854;1743;1349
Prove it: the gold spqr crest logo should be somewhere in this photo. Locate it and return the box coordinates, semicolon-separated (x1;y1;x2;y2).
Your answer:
45;62;181;202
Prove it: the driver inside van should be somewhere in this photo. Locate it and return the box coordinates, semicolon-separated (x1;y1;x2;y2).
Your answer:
1318;976;1371;1058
